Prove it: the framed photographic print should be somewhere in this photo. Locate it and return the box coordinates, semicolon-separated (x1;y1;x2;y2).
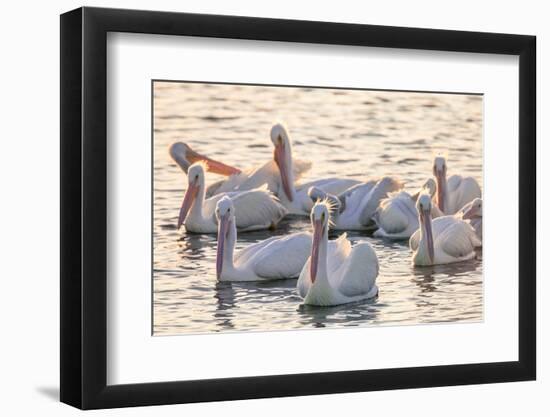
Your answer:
60;6;536;409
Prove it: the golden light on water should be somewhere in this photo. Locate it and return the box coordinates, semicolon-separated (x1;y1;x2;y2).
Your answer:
153;81;483;336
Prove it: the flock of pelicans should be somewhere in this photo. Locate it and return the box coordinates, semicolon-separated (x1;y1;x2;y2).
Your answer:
168;123;482;307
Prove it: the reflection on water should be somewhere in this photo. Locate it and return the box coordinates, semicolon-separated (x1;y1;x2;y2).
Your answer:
153;82;483;335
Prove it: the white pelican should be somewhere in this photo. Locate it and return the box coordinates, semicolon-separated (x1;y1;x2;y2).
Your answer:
170;124;360;213
373;179;441;240
177;162;287;233
433;156;481;214
410;194;481;266
307;177;403;230
169;125;312;198
215;197;311;281
457;198;482;241
297;201;379;306
265;124;361;215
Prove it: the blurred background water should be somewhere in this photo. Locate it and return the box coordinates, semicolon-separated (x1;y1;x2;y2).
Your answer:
153;81;483;336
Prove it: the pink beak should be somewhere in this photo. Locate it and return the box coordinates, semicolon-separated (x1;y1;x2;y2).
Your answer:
435;169;446;213
310;219;323;283
274;141;293;202
186;148;241;177
216;212;230;280
421;209;435;264
177;180;199;229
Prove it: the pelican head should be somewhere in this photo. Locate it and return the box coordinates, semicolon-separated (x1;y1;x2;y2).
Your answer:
433;156;447;212
422;178;437;197
416;194;435;264
271;123;295;202
462;198;482;220
177;162;206;229
215;197;235;280
308;187;342;214
310;202;330;283
169;141;241;176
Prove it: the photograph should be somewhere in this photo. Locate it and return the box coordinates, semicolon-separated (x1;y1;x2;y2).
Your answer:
152;81;483;336
152;80;483;335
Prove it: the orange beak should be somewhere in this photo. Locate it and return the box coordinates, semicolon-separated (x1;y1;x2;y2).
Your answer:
310;219;323;283
216;212;231;280
177;179;199;229
421;209;434;264
435;169;446;213
274;141;293;201
186;148;241;177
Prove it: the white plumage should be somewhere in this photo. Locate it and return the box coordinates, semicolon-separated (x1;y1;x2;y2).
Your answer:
457;197;483;241
285;177;362;215
410;194;480;266
169;124;313;200
308;177;403;230
177;162;287;234
205;158;312;198
253;123;360;215
433;156;481;214
171;123;360;215
215;197;311;281
297;202;379;306
373;179;439;239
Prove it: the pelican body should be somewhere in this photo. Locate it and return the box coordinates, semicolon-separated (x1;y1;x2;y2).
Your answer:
433;156;481;215
177;162;287;233
266;124;361;215
169;123;360;215
297;202;379;306
308;177;403;231
215;198;311;281
373;179;440;240
410;194;481;266
458;198;482;241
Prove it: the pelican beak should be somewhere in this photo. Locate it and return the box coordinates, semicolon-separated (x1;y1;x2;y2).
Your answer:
310;218;323;283
274;139;293;201
462;206;476;220
435;169;445;212
216;212;231;280
186;148;241;177
177;179;199;229
422;209;435;264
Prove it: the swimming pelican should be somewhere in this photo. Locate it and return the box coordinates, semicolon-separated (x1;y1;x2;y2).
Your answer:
373;179;441;239
215;197;311;281
307;177;402;230
297;201;379;306
265;124;361;214
170;124;360;213
457;198;482;241
410;194;481;266
433;155;481;214
177;162;287;233
169;124;312;197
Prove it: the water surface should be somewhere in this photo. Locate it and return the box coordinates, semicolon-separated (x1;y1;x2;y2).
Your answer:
153;82;483;335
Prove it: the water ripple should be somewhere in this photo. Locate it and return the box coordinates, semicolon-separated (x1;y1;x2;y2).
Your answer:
153;82;483;335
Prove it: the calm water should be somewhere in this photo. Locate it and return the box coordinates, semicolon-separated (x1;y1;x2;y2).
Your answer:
153;82;483;336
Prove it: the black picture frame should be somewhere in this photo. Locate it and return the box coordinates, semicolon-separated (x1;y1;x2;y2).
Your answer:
60;6;536;410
